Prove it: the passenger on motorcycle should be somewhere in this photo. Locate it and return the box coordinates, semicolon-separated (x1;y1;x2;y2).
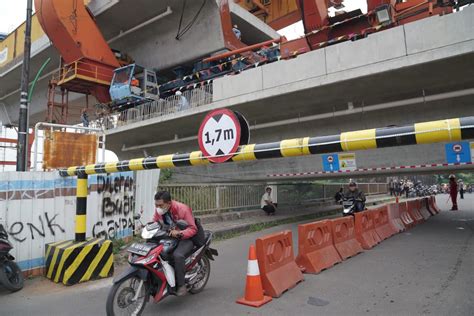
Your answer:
153;191;205;296
344;181;366;212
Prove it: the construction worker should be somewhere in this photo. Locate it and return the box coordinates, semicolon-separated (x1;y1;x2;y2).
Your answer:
232;24;241;40
130;77;142;96
81;109;89;127
449;174;458;211
176;91;190;111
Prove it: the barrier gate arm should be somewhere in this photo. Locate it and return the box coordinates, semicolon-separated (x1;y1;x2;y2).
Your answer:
60;116;474;178
63;116;474;242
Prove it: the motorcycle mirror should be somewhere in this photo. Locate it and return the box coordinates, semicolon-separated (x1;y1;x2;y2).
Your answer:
175;220;189;230
133;214;141;220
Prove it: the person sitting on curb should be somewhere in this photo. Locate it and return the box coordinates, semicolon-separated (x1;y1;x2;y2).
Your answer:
261;186;276;216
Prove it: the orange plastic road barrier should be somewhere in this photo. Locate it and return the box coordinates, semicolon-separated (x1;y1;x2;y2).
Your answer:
354;211;380;250
369;212;383;244
430;196;441;213
399;202;415;229
425;197;437;215
295;220;342;273
372;206;397;240
237;245;273;307
416;198;431;220
256;230;304;298
386;203;406;233
406;200;424;225
330;217;363;260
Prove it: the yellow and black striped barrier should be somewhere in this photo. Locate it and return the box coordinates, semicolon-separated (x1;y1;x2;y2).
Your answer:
76;174;87;242
44;237;113;286
59;116;474;177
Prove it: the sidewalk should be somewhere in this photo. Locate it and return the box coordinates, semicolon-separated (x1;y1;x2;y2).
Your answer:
203;194;395;238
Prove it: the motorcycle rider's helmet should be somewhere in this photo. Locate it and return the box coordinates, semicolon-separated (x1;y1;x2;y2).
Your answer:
348;180;357;187
449;174;456;179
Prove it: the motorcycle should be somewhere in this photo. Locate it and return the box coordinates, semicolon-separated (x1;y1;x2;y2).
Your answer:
342;198;356;216
342;197;365;216
106;215;218;316
0;224;24;292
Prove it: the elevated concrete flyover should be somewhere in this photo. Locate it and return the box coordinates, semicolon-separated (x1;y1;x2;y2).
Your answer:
105;6;474;168
0;0;277;124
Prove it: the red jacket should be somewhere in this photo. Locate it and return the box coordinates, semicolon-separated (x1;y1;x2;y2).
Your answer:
152;200;197;239
449;180;458;195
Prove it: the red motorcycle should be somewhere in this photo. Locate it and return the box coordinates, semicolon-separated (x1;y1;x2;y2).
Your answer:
106;216;218;316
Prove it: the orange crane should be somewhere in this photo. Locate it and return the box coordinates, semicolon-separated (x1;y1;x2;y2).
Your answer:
35;0;121;123
236;0;453;56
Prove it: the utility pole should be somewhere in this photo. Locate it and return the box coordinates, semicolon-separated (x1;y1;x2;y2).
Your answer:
16;0;33;171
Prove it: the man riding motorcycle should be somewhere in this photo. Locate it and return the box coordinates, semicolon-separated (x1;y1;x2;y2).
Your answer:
344;181;366;212
152;191;205;296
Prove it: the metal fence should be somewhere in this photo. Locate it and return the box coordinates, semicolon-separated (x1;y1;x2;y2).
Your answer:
91;84;213;130
159;182;388;213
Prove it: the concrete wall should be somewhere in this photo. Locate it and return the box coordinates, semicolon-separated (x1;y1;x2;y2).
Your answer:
0;170;159;273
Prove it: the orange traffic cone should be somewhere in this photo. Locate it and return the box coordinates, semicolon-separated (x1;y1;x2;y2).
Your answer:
236;245;272;307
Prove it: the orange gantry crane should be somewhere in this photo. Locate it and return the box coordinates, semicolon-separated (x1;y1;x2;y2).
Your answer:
35;0;121;124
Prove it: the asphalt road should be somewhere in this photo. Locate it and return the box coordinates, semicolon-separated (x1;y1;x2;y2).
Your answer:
1;194;473;316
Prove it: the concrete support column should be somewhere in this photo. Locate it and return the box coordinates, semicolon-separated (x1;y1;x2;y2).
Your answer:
75;174;88;242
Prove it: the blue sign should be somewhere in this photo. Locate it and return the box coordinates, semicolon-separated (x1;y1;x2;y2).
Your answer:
322;154;339;172
445;141;471;163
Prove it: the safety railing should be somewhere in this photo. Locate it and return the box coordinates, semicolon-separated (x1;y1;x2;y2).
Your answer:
53;59;114;86
92;84;213;130
158;182;388;213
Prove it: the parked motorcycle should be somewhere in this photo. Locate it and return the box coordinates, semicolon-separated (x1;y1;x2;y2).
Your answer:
0;224;24;292
106;215;218;316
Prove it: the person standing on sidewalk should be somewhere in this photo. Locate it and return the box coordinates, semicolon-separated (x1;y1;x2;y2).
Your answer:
449;175;458;211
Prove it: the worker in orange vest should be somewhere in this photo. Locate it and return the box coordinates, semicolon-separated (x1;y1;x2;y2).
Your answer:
131;77;139;87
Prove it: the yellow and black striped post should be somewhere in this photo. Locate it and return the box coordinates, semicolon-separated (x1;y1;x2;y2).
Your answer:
76;174;88;242
59;116;474;177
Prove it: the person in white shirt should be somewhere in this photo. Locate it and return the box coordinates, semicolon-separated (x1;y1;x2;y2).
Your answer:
261;187;276;216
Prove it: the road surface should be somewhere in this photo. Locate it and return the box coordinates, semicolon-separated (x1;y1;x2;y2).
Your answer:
1;194;473;315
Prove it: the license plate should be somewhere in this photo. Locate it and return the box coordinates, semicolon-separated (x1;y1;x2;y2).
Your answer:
127;243;154;256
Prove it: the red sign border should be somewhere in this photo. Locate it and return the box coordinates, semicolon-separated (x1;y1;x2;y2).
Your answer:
198;108;242;163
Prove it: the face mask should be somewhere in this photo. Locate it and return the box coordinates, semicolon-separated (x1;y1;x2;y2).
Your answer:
156;205;169;216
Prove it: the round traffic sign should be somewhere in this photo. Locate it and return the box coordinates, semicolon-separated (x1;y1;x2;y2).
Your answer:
198;109;246;163
327;155;334;163
452;143;463;153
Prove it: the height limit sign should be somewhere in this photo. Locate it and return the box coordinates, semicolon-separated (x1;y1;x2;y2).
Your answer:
198;109;249;163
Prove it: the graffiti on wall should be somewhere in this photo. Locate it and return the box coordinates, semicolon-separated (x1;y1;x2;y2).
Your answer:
92;174;135;239
6;212;66;243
